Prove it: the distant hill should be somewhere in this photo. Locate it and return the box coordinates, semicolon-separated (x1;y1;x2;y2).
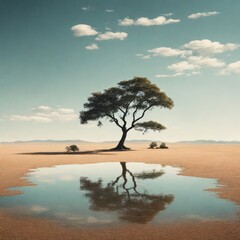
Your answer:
175;140;240;144
1;139;239;144
0;139;90;144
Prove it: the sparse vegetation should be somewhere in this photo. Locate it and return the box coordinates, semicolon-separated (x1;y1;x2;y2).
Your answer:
149;141;158;149
159;143;168;149
148;142;169;149
65;145;79;152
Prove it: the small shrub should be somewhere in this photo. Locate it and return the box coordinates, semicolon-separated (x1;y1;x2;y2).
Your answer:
159;142;168;149
149;141;158;149
65;145;79;152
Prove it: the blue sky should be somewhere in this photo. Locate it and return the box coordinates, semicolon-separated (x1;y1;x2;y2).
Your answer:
0;0;240;142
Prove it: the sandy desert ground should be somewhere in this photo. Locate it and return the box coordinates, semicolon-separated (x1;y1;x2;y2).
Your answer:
0;142;240;240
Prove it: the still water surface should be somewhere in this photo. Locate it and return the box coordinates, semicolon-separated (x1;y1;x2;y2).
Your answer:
0;162;238;227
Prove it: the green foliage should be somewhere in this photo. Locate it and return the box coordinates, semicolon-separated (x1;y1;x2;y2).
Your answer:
80;77;173;128
135;121;166;134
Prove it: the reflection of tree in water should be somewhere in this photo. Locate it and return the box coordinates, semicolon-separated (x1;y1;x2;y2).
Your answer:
80;162;174;224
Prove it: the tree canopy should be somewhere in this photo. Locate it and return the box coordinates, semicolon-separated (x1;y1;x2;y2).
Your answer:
80;77;174;150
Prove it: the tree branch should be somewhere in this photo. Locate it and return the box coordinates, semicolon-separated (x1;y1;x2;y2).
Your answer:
127;105;153;131
120;102;132;129
106;113;123;129
118;107;125;114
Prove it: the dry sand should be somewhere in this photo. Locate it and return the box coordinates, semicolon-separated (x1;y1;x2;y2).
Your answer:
0;142;240;239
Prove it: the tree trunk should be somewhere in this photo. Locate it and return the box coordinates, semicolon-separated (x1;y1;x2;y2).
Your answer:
120;162;127;176
113;130;130;150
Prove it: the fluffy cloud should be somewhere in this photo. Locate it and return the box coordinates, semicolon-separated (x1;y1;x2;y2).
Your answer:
118;17;134;26
225;61;240;74
96;31;128;41
219;61;240;75
85;43;99;50
148;47;192;57
166;57;225;75
188;11;220;19
136;54;151;60
71;24;98;37
155;73;183;78
33;105;52;112
82;6;91;11
10;115;52;123
57;108;75;114
118;16;180;26
145;39;239;77
183;39;239;55
163;13;173;17
148;39;239;77
10;106;77;123
105;9;114;13
187;56;225;68
168;61;200;73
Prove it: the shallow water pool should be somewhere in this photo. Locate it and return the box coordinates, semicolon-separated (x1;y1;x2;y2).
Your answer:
0;162;238;227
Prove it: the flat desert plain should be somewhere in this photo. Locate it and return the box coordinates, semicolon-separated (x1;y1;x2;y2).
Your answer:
0;142;240;240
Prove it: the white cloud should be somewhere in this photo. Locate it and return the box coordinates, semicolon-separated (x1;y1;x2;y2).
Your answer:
183;39;239;55
219;61;240;75
225;61;240;74
141;55;151;60
136;53;151;60
10;115;52;123
71;24;98;37
168;61;200;73
118;17;135;26
163;13;173;17
85;43;99;50
186;71;201;77
118;16;180;26
148;47;192;57
96;31;128;41
57;108;75;114
105;9;114;13
155;73;184;78
10;106;77;123
187;56;225;68
33;105;52;112
140;39;239;77
188;11;220;19
82;6;91;11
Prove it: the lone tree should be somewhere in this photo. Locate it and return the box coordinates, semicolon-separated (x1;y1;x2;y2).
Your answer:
80;77;174;150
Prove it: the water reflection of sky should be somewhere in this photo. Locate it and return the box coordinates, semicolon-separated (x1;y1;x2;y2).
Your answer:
0;162;238;227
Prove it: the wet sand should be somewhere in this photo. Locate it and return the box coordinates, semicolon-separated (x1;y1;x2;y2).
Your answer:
0;142;240;239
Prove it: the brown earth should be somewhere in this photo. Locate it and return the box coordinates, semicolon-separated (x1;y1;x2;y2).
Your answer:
0;142;240;240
